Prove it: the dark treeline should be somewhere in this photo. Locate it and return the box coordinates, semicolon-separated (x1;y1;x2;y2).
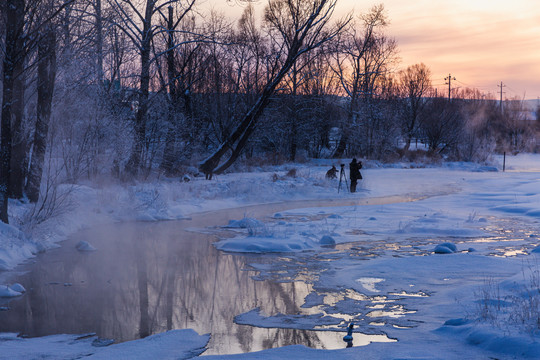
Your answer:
0;0;537;223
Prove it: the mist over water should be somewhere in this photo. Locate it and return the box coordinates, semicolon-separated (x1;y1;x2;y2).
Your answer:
0;199;405;354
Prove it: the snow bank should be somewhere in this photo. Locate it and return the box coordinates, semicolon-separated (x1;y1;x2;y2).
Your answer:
86;329;209;359
0;329;209;360
0;222;40;271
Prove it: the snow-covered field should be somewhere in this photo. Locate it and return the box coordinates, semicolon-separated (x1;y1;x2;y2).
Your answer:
1;154;540;359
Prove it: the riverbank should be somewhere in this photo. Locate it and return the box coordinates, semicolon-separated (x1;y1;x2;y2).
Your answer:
1;153;540;359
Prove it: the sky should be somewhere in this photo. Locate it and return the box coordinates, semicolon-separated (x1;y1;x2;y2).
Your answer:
219;0;540;101
339;0;540;100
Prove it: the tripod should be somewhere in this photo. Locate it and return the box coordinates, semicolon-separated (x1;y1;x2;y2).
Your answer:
338;164;349;193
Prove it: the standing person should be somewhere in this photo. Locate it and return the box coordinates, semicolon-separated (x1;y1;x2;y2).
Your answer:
349;158;362;193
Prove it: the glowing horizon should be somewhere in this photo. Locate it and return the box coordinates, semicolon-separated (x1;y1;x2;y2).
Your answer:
339;0;540;100
217;0;540;101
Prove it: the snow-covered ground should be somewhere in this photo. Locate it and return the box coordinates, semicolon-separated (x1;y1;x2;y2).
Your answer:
1;154;540;359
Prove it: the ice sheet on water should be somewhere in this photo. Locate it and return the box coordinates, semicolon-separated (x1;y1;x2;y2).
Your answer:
235;308;342;330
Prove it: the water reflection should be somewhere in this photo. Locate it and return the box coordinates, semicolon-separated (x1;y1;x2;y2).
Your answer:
5;196;450;354
0;215;387;354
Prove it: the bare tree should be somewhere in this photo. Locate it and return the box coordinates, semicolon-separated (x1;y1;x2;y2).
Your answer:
330;4;397;158
199;0;349;178
152;2;199;174
398;63;432;151
500;97;535;153
107;0;195;177
421;97;464;153
0;0;74;223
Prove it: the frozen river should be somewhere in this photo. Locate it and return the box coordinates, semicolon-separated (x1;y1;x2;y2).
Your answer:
0;196;428;355
2;159;540;358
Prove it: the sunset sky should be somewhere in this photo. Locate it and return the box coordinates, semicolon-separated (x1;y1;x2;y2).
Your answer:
221;0;540;101
348;0;540;100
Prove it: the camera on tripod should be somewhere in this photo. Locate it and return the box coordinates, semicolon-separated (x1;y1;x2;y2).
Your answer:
338;163;348;193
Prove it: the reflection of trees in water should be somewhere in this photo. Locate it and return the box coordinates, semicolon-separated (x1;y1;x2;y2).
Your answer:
0;217;327;353
135;236;149;338
261;328;324;350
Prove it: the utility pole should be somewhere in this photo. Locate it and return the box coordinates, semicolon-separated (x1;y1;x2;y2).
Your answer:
445;73;456;100
498;81;506;113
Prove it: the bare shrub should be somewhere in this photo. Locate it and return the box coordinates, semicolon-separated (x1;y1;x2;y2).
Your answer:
508;261;540;333
474;277;504;324
474;261;540;334
20;156;75;232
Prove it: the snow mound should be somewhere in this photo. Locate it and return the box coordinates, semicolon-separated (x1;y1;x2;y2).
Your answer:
215;236;317;253
465;328;540;358
320;235;336;246
76;241;97;252
434;242;457;254
226;218;264;229
443;318;470;326
0;285;22;298
9;283;25;293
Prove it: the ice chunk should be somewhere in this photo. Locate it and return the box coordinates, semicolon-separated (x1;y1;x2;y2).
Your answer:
76;241;97;252
9;283;26;293
0;285;22;298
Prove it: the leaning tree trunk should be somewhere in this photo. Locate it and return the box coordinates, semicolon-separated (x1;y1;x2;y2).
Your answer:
199;74;284;177
199;0;345;178
199;37;306;177
26;28;57;203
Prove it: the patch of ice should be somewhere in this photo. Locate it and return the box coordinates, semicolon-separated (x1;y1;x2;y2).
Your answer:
356;277;384;293
234;308;342;329
215;236;317;253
